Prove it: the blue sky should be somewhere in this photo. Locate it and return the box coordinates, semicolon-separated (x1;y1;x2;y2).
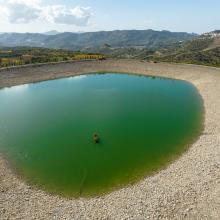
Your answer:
0;0;219;33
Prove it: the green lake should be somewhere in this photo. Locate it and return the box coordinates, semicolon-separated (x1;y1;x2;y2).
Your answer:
0;73;203;197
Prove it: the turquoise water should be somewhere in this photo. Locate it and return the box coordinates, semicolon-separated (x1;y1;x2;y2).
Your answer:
0;73;203;197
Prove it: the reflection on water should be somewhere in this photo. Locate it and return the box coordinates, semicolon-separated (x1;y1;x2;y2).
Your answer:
2;84;29;93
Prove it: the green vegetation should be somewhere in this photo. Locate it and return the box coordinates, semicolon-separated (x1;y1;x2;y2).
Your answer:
0;47;105;68
0;30;219;68
149;36;220;67
183;38;214;51
152;47;220;67
104;33;220;68
0;30;196;50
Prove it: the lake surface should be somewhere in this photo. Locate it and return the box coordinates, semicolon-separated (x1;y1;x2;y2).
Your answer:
0;73;203;197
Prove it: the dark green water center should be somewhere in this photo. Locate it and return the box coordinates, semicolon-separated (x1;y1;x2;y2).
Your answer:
0;73;203;197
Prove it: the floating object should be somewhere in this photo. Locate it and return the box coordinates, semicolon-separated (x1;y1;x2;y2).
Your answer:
93;133;100;144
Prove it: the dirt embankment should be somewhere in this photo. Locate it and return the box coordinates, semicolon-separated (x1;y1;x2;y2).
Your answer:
0;60;220;219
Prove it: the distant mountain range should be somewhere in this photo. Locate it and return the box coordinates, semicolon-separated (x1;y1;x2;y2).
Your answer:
43;30;61;36
0;29;219;67
0;29;197;51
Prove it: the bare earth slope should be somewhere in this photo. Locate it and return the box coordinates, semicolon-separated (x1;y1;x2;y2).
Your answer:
0;60;220;219
204;37;220;51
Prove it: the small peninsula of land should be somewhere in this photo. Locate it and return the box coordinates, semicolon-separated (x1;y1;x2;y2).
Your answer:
0;60;220;219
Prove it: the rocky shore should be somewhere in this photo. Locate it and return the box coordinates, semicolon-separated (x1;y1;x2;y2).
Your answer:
0;60;220;219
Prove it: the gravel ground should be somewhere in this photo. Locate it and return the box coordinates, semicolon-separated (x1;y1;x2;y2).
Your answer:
0;60;220;219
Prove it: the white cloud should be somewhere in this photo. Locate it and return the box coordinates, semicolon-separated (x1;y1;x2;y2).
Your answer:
41;5;91;26
0;0;92;26
6;0;41;23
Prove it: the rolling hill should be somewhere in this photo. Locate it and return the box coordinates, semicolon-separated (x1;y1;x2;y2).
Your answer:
0;30;196;51
151;30;220;67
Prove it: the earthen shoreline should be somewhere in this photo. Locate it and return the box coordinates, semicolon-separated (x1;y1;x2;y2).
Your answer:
0;60;220;219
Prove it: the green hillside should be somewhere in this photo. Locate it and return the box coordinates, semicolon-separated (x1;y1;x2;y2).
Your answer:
0;30;196;50
150;34;220;67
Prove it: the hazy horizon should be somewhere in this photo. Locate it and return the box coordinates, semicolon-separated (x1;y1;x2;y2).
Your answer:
0;28;200;35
